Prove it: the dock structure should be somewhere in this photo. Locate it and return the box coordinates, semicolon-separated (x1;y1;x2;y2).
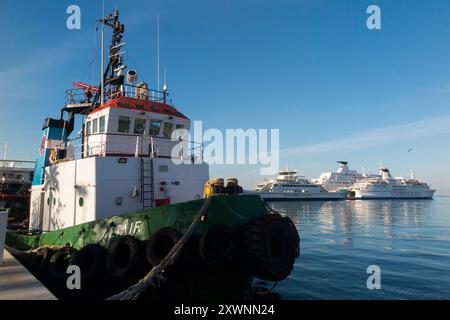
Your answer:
0;249;57;300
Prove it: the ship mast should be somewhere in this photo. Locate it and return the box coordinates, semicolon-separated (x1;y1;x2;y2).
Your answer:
3;140;7;161
92;9;126;109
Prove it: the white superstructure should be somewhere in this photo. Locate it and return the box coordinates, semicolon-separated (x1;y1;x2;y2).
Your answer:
28;98;209;232
28;11;209;232
312;161;364;192
350;168;435;199
253;169;348;201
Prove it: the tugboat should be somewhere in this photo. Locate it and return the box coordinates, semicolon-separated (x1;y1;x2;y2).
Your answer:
4;10;299;300
0;159;35;228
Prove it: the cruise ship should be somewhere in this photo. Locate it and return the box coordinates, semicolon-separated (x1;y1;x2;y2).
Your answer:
254;169;348;201
311;161;364;192
350;167;436;199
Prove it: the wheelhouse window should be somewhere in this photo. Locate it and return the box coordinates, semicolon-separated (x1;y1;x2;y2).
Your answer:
85;121;91;136
174;124;186;140
149;120;161;136
92;118;98;133
99;116;106;133
118;116;131;133
134;118;147;134
162;122;174;138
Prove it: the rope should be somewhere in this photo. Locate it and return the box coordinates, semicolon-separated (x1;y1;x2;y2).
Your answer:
106;195;216;300
5;244;67;256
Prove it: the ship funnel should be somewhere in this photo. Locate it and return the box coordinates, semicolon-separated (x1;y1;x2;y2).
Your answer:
127;69;138;85
380;167;392;180
337;161;349;173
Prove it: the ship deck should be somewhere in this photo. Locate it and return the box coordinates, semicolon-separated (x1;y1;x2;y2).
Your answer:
0;249;57;300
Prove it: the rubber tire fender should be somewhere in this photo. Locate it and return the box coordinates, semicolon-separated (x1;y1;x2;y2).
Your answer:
198;224;238;265
243;214;297;282
145;227;181;266
48;247;77;282
31;248;55;277
70;243;107;282
283;216;300;258
106;235;144;279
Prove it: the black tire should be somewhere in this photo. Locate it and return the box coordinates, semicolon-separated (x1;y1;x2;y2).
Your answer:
15;250;32;266
199;224;238;265
28;252;42;273
145;227;181;266
70;243;107;282
283;216;300;258
182;233;202;265
31;248;55;277
106;235;143;278
243;214;297;282
48;247;77;282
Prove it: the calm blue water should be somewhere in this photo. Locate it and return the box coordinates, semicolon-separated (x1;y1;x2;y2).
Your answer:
268;197;450;299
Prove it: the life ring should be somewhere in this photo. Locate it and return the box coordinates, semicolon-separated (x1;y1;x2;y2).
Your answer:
146;227;181;266
106;235;144;278
70;243;107;282
198;224;238;265
48;247;78;282
243;214;298;281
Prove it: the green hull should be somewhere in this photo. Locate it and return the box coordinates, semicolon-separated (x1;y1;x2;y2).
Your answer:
6;195;269;299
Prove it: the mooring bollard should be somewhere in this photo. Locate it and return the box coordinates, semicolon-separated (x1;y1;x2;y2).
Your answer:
0;209;8;267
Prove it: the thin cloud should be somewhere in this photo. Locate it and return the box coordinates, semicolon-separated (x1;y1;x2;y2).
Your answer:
282;115;450;155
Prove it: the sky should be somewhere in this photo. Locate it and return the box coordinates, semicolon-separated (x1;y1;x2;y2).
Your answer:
1;0;450;194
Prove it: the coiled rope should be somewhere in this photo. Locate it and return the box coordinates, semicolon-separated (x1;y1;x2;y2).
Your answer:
106;195;216;300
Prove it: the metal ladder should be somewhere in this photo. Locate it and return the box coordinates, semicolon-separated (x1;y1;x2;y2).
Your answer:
141;158;154;209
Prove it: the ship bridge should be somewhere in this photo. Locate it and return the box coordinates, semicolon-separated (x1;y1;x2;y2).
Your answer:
51;83;201;163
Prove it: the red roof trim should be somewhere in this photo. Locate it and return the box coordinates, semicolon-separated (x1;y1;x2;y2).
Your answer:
88;96;189;120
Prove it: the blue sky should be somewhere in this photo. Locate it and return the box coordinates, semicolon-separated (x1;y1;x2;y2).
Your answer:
1;0;450;194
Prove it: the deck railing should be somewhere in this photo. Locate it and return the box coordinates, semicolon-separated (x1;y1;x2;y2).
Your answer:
53;133;203;164
0;160;36;170
65;84;169;107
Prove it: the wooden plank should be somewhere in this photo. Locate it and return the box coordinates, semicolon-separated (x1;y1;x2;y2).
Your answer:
0;249;57;300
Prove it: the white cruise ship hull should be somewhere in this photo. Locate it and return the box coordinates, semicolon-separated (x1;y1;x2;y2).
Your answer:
351;187;435;200
249;191;349;201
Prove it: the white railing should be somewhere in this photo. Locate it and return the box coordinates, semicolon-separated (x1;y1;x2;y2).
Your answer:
55;133;203;164
65;84;170;106
0;160;35;170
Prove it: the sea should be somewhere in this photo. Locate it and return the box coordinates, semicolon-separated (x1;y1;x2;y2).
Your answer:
263;197;450;300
